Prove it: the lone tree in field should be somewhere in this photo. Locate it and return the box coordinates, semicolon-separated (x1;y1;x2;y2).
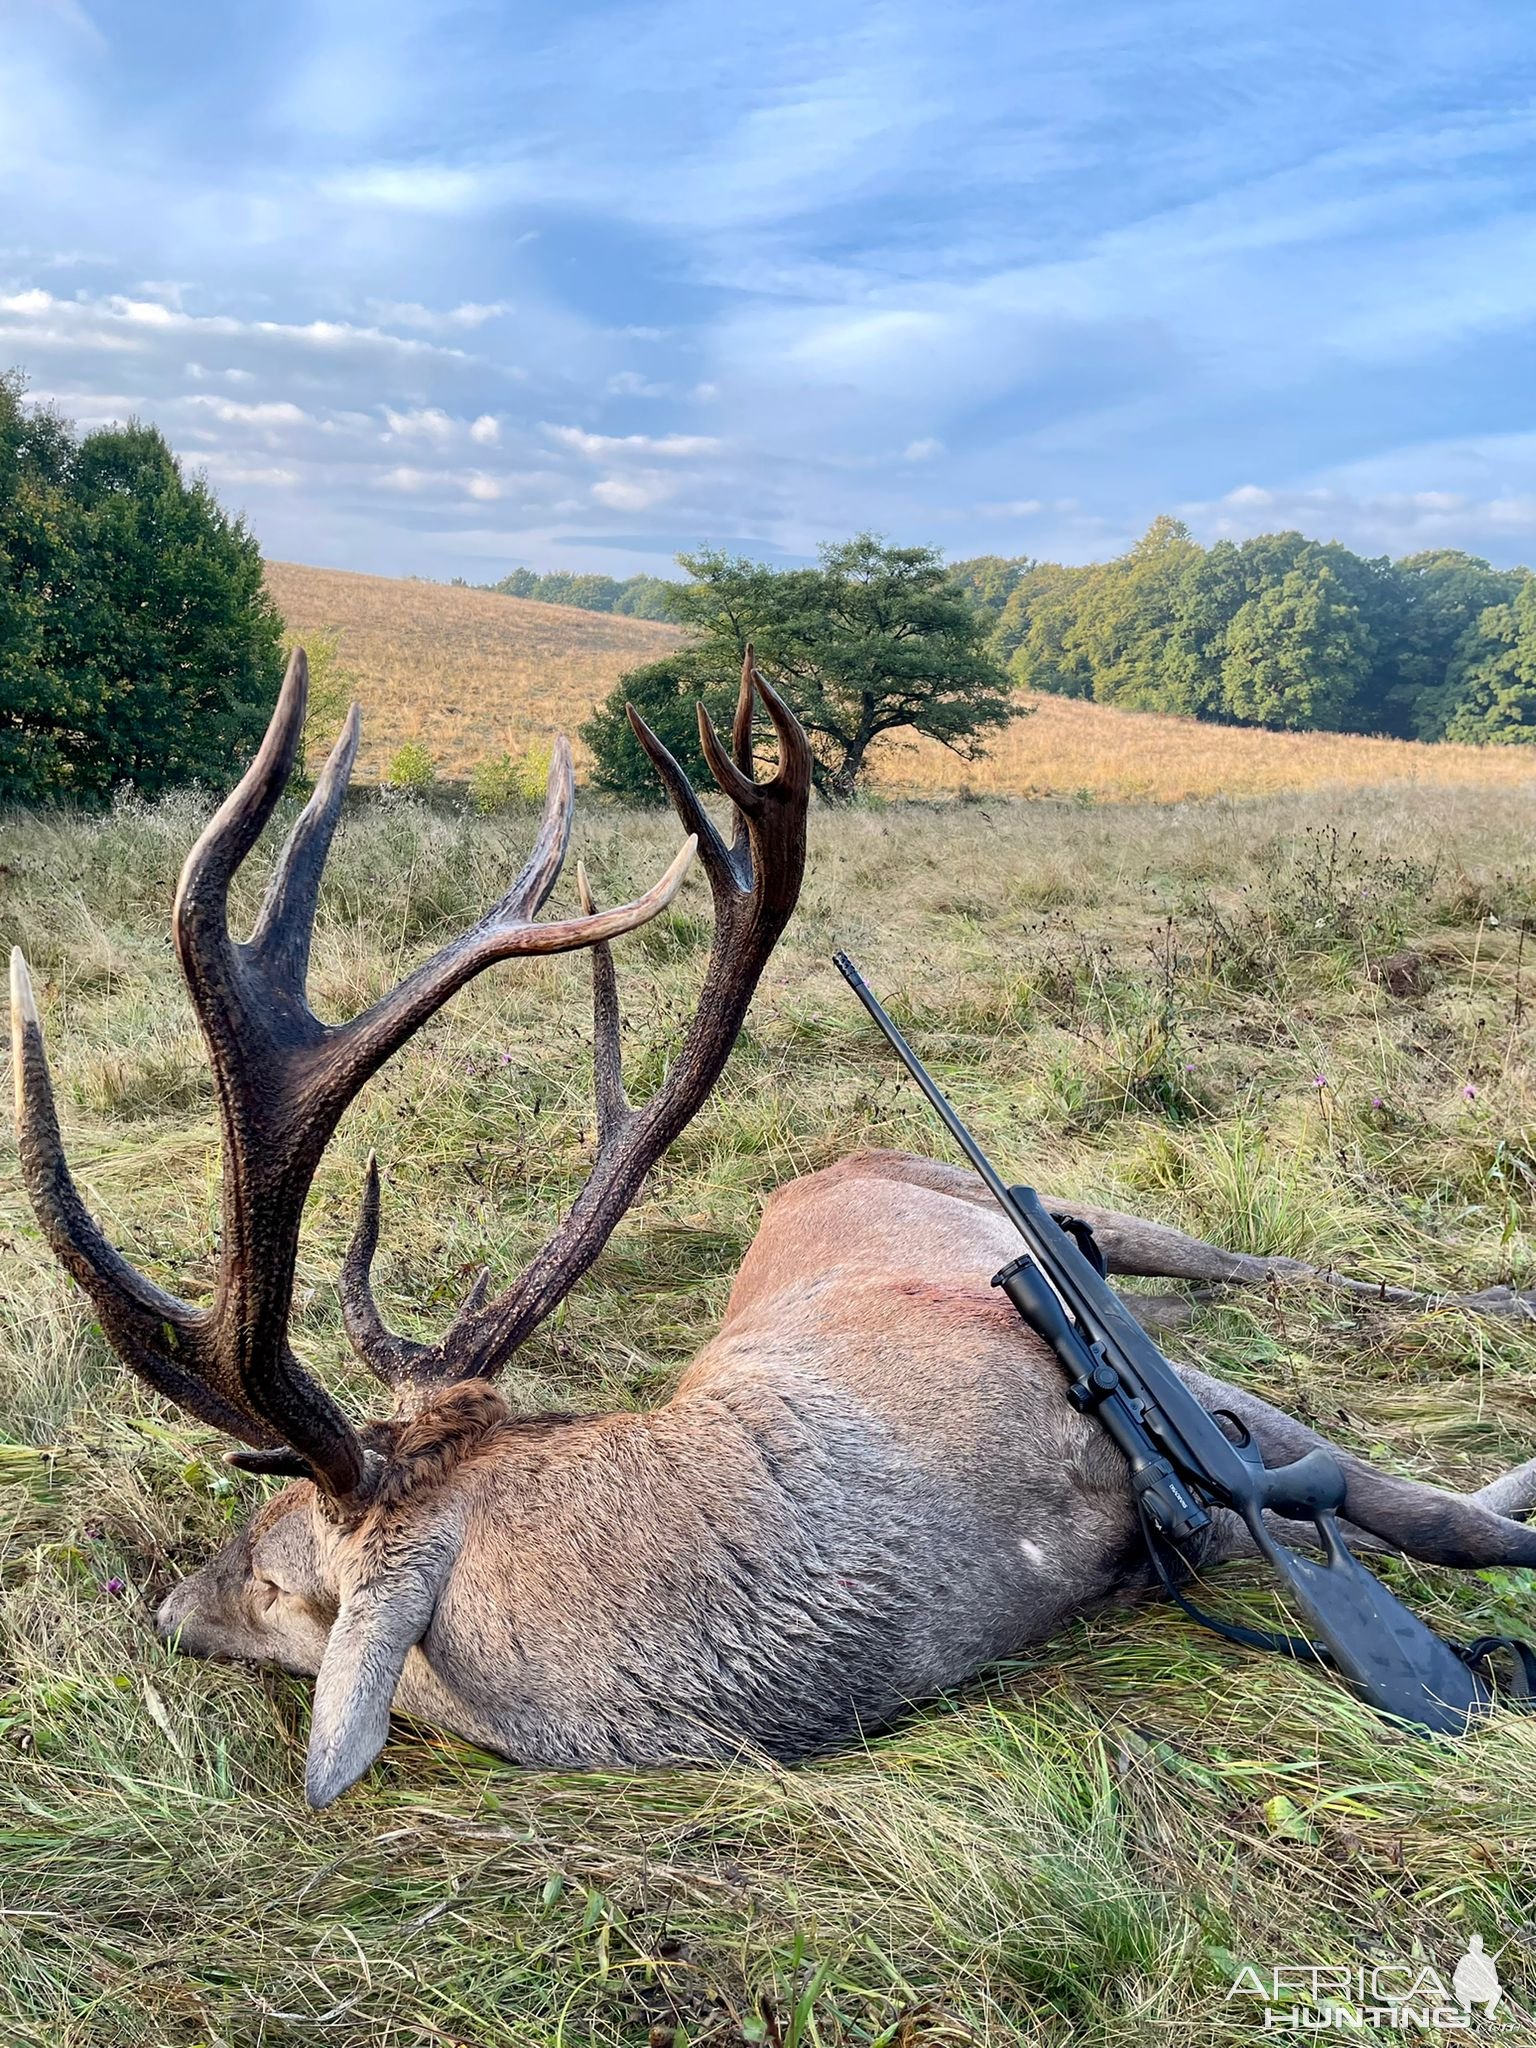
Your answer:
0;372;283;803
583;535;1019;801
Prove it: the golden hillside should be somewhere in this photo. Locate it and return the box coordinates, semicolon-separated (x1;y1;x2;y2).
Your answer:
268;560;1536;800
265;561;683;779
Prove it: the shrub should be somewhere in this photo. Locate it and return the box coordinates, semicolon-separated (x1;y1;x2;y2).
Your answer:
469;742;553;814
383;740;436;795
1;373;284;803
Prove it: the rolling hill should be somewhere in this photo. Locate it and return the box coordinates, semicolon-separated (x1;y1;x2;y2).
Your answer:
265;561;684;781
268;560;1536;801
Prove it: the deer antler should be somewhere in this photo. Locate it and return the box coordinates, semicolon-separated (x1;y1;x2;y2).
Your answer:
10;650;697;1499
342;644;812;1392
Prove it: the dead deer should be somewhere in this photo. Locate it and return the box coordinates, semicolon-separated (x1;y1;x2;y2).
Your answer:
11;653;1536;1806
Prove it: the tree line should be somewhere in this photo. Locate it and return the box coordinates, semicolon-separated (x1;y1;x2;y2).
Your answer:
1;374;283;802
947;519;1536;744
483;566;678;619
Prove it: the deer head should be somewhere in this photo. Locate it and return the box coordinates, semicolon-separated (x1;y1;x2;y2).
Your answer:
11;646;810;1801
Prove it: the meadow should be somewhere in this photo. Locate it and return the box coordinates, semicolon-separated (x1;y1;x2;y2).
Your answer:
268;560;1536;802
265;562;683;782
4;741;1536;2044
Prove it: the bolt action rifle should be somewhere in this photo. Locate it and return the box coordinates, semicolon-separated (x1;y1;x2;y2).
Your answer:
836;951;1534;1733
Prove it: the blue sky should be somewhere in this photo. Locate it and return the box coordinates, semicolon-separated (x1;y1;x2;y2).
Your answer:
5;0;1536;579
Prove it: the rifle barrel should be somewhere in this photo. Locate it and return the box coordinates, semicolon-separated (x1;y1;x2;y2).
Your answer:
833;952;1019;1218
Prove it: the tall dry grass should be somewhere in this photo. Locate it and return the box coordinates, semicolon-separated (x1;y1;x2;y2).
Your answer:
4;768;1536;2043
266;560;683;779
874;689;1536;800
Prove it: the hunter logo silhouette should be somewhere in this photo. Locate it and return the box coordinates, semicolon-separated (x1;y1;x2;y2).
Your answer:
1452;1933;1502;2015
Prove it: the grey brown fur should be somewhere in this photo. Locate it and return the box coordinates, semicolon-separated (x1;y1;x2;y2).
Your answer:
157;1149;1536;1805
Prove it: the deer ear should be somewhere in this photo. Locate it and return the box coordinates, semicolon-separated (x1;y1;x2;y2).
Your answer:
304;1570;437;1807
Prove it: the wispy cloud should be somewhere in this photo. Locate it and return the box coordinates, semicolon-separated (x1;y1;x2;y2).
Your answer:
544;425;723;459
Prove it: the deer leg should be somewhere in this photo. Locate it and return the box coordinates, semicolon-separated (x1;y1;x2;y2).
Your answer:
1177;1364;1536;1569
1470;1453;1536;1521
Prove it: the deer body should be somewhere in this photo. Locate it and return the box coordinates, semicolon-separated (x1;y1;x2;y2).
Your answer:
157;1157;1151;1783
158;1151;1536;1800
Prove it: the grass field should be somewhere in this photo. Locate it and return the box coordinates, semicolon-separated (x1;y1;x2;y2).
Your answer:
4;755;1536;2044
270;559;1536;802
265;561;683;781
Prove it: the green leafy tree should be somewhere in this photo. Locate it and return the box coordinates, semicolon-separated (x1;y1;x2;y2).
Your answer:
995;561;1100;696
581;650;737;800
987;518;1512;739
1435;580;1536;743
0;375;79;800
583;535;1020;802
1390;552;1530;738
609;574;680;620
0;376;284;803
947;553;1032;617
1220;561;1374;730
1072;518;1217;715
487;566;681;619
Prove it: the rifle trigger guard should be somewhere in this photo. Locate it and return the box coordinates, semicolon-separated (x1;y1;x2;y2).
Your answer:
1049;1211;1107;1277
1457;1635;1536;1705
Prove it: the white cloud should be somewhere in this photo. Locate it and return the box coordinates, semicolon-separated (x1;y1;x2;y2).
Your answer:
463;472;501;501
0;287;477;365
382;405;457;443
370;299;508;331
904;437;943;460
188;454;300;488
469;413;500;444
544;424;721;459
187;396;312;428
320;164;506;213
1180;480;1536;551
592;472;675;511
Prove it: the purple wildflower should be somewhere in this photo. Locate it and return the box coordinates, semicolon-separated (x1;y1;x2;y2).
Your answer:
1464;1083;1478;1101
1313;1075;1328;1089
104;1577;126;1598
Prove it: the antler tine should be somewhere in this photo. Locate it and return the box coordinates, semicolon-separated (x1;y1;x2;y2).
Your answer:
695;676;761;823
730;644;756;774
344;662;811;1394
625;703;734;883
340;1154;433;1389
727;644;758;858
248;700;362;991
576;861;633;1150
9;949;283;1448
174;647;311;973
